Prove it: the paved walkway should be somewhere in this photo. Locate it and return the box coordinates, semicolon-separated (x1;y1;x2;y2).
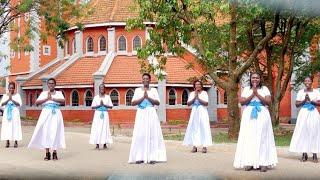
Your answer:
0;125;319;179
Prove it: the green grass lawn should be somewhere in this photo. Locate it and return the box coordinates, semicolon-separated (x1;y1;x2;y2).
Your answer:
164;132;293;146
274;133;293;146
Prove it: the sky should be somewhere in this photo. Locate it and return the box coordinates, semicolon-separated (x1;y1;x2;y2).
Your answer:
0;32;9;77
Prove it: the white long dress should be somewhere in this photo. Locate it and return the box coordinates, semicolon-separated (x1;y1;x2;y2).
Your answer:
183;91;213;147
28;91;66;150
89;94;113;145
234;86;278;169
289;89;320;153
0;93;23;141
128;87;167;163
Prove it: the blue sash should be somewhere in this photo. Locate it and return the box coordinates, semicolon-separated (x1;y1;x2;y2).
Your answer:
6;102;16;121
138;99;153;109
302;102;315;111
44;103;60;115
248;101;263;120
193;99;201;107
97;106;108;119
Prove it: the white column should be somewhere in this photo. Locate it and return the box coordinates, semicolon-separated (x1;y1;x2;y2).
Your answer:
157;76;167;122
290;72;302;124
208;85;217;122
107;27;115;52
93;74;104;96
16;79;26;116
145;26;152;40
41;77;49;91
29;11;40;72
57;39;64;60
75;30;83;56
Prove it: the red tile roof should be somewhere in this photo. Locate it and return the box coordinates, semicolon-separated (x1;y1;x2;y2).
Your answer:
104;56;158;84
71;0;228;27
104;56;204;84
23;55;206;88
70;0;139;25
22;60;66;87
165;57;204;84
55;56;104;86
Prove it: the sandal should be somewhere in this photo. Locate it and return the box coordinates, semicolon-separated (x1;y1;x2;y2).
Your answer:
44;152;51;161
244;166;253;171
52;152;58;160
202;147;207;153
191;146;197;153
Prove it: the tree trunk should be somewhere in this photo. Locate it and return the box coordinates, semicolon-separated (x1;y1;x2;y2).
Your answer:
227;82;241;140
270;97;280;126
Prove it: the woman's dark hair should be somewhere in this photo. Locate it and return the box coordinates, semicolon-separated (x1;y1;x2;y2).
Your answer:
193;79;203;89
142;73;151;80
8;82;16;89
47;78;56;85
249;72;262;89
304;75;313;82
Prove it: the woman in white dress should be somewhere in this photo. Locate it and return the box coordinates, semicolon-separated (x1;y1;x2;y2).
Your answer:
28;78;66;161
289;76;320;163
0;82;22;148
234;72;277;172
128;73;167;164
183;80;212;153
90;84;113;149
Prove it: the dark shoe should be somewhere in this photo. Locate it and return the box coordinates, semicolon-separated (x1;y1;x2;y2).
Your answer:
202;147;207;153
244;166;253;171
135;161;144;164
44;152;51;161
301;153;308;162
14;141;18;148
313;154;318;163
191;147;197;153
96;144;99;149
260;166;267;172
103;144;107;149
52;152;58;160
149;161;156;164
5;141;9;148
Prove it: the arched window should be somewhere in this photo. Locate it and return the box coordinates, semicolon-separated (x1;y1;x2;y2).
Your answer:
125;89;134;106
29;93;33;106
71;90;79;106
87;37;93;52
133;36;141;51
168;89;176;105
223;91;227;105
182;89;188;105
99;36;106;51
72;38;76;54
118;36;126;51
85;90;93;106
110;89;119;106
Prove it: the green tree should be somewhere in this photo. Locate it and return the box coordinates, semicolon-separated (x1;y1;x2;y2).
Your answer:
251;2;320;126
0;0;87;55
294;47;320;88
128;0;281;139
128;0;320;138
